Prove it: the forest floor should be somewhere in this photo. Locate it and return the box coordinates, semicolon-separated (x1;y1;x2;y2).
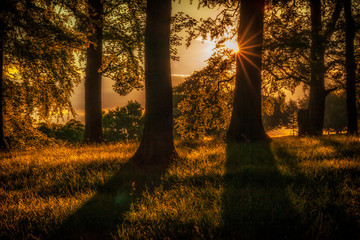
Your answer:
0;135;359;239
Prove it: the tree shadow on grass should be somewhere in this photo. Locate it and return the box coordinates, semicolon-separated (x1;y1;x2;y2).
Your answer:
222;141;304;240
50;160;169;240
272;140;360;240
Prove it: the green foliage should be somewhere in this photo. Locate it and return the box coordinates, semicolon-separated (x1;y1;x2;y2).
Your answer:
185;2;238;48
171;12;198;60
2;0;84;118
103;101;144;142
5;114;55;150
1;0;87;148
101;0;146;95
37;119;85;143
174;49;235;139
324;93;347;133
262;0;311;95
100;1;197;95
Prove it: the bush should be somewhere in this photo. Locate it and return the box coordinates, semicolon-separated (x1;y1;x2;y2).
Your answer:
103;101;144;142
37;119;84;143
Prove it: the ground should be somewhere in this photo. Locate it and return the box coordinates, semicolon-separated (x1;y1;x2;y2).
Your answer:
0;136;359;239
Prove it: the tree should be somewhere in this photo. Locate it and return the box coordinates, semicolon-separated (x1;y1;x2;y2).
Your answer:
0;0;84;150
131;0;176;166
84;0;104;143
297;0;342;136
343;0;358;135
262;1;348;136
103;101;144;142
226;0;270;142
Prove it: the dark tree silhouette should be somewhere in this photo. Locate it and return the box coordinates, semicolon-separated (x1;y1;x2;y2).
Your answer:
299;0;342;136
226;0;270;142
131;0;176;166
84;0;104;143
343;0;358;135
306;0;326;136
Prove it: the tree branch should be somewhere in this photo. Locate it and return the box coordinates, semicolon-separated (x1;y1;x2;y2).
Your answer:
325;86;338;96
323;1;343;41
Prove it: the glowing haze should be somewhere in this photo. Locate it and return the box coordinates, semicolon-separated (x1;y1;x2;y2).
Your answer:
71;1;225;122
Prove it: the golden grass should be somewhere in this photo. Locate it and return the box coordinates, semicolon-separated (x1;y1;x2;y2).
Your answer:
0;142;138;239
0;136;359;239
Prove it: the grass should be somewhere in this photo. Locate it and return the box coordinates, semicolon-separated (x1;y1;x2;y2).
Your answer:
0;136;359;239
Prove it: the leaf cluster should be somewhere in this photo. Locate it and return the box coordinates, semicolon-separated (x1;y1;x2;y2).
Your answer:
2;0;85;120
103;101;144;141
174;48;235;139
102;0;146;95
37;119;85;143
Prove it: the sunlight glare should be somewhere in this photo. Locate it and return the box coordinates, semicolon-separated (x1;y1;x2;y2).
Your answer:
223;40;239;53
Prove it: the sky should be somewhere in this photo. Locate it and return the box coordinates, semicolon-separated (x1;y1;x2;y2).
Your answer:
71;1;224;123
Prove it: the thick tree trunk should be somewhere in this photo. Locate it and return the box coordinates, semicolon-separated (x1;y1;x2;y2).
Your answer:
84;0;103;143
226;0;270;142
307;0;326;136
131;0;176;166
0;21;8;151
344;0;358;135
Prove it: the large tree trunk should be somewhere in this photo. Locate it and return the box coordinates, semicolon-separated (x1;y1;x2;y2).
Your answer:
344;0;358;135
0;19;8;151
307;0;326;136
226;0;270;142
131;0;176;166
84;0;103;143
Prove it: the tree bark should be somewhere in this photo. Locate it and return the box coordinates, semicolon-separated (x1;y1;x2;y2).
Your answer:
226;0;270;142
131;0;176;166
0;16;8;151
343;0;358;135
307;0;326;136
84;0;103;143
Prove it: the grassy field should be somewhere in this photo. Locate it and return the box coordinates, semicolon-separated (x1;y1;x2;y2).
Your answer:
0;136;359;239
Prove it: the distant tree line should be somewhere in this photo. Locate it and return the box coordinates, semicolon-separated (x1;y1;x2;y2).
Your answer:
37;101;144;144
34;91;348;144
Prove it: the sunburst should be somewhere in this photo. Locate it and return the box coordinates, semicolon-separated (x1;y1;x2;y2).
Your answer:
233;16;263;91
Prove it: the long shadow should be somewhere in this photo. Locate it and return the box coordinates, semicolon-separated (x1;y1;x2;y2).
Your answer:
222;141;304;240
49;159;169;240
273;141;360;240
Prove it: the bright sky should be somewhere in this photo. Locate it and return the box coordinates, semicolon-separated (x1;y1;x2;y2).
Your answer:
71;1;227;122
